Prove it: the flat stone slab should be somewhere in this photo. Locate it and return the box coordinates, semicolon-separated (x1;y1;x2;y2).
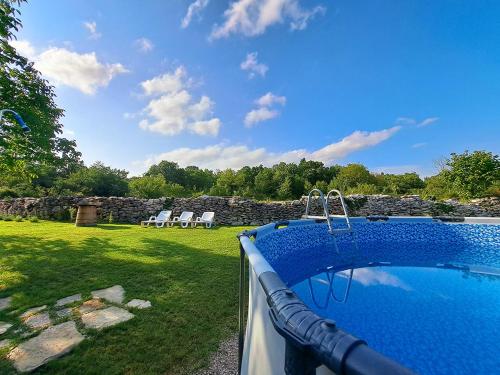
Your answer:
77;299;106;315
20;305;47;319
0;339;12;350
24;313;52;330
125;299;152;309
81;307;134;330
55;308;73;319
55;294;81;307
0;322;13;335
8;321;84;372
91;285;125;304
0;297;12;311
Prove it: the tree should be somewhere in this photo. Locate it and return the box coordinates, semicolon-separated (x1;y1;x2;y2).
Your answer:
253;169;275;199
333;164;377;192
0;0;82;181
129;175;168;199
377;172;425;195
145;161;185;185
443;151;500;199
56;162;129;196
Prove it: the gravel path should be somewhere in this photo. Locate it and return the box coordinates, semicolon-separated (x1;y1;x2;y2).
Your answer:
196;335;238;375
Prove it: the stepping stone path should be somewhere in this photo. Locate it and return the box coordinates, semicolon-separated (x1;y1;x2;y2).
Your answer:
1;285;150;372
0;297;12;311
0;339;12;350
55;308;73;319
81;306;134;330
91;285;125;304
24;313;52;331
0;322;13;335
8;321;85;373
77;299;106;315
126;299;152;309
20;306;47;320
55;294;81;307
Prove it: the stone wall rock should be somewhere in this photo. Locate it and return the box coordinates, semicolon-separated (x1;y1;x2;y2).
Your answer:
0;195;498;225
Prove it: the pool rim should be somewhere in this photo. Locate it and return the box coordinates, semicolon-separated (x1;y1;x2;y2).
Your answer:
237;216;500;375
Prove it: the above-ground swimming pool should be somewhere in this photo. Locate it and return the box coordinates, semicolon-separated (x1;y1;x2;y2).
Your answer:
238;217;500;375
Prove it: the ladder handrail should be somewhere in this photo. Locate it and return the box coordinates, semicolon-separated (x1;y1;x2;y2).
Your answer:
326;189;352;230
304;188;332;232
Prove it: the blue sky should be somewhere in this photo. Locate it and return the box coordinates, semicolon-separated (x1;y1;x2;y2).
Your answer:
11;0;499;176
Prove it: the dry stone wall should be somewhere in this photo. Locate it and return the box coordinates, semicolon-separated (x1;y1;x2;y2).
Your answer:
0;195;498;225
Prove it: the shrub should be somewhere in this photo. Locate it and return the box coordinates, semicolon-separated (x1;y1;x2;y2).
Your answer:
0;187;19;198
14;215;23;222
108;212;114;224
3;215;13;221
28;216;39;222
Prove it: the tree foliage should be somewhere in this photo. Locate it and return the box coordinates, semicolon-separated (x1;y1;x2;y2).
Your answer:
0;0;82;183
55;162;129;197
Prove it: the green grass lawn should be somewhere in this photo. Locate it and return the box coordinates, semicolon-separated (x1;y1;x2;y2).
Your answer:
0;221;246;374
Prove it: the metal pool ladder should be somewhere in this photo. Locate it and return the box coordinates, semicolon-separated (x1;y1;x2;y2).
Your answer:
303;189;359;253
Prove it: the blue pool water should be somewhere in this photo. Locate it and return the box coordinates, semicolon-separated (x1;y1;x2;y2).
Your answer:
255;221;500;374
291;263;500;375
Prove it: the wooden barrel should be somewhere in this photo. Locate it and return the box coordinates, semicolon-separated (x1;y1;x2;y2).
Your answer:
75;201;97;227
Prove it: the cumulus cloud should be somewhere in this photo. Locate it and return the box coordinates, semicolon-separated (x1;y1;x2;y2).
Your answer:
255;92;286;106
83;21;102;39
36;48;128;95
12;40;128;95
244;107;279;126
210;0;326;39
396;116;439;128
134;37;154;53
137;126;401;170
10;39;36;58
138;66;221;136
245;92;286;127
181;0;210;28
240;52;268;78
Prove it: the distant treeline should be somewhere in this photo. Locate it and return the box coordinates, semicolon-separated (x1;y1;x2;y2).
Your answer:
1;151;498;201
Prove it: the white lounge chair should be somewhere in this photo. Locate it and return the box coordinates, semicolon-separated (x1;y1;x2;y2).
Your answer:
141;210;172;228
171;211;194;228
194;212;215;228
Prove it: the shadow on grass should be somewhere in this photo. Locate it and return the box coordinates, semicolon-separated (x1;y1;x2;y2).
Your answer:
0;232;240;375
95;224;134;230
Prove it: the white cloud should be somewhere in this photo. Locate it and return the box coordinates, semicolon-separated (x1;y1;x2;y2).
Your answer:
245;107;279;126
417;117;439;127
210;0;326;40
83;21;102;39
137;126;401;171
35;47;128;95
138;66;221;136
181;0;210;28
255;92;286;106
141;66;187;96
245;92;286;127
10;39;36;59
134;38;154;53
10;40;127;94
411;142;427;149
240;52;268;78
396;116;439;128
310;127;401;161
